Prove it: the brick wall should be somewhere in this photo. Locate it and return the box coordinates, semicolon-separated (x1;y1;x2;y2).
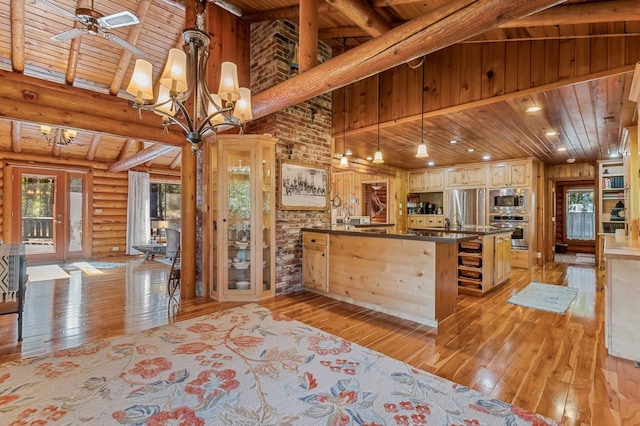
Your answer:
248;20;333;295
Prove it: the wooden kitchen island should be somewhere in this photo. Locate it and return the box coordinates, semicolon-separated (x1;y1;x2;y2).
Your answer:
302;227;477;327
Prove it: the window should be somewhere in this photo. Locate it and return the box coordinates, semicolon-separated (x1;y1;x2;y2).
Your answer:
150;183;181;236
566;188;594;241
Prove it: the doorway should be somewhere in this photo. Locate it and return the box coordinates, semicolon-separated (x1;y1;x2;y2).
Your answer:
363;180;388;223
8;166;90;263
554;180;595;256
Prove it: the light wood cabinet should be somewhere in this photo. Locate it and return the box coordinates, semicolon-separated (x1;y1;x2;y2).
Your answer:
488;160;531;188
494;234;512;285
407;214;444;229
207;135;277;302
303;232;329;291
446;165;486;187
408;169;444;192
458;233;511;295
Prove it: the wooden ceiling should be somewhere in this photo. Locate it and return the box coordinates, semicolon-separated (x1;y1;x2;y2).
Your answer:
1;0;639;171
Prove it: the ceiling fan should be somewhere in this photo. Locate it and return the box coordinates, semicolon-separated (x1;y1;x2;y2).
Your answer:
38;0;146;57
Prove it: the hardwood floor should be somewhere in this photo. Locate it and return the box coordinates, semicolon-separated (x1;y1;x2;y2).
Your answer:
1;256;638;425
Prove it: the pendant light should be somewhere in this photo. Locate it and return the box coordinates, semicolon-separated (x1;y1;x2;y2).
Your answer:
372;74;384;164
416;56;429;158
339;39;350;168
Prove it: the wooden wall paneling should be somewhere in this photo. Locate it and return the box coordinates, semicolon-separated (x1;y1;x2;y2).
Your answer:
608;36;626;70
574;38;591;77
544;39;560;85
531;40;546;88
625;30;640;63
492;42;506;97
517;41;532;91
424;52;440;113
504;42;519;95
391;66;409;120
481;42;495;100
590;37;609;74
447;44;461;107
439;44;453;107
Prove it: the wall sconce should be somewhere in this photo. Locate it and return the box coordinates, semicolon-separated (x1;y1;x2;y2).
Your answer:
40;125;78;146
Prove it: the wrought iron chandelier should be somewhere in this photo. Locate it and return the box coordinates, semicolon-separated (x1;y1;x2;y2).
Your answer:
125;1;252;152
40;125;78;146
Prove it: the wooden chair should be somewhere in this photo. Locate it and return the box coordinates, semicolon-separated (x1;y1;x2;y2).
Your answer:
0;250;27;341
167;245;181;315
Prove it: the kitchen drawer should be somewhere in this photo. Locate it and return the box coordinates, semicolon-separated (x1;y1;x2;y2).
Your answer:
303;232;328;246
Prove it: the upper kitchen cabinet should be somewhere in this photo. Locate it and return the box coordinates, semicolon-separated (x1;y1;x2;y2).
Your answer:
408;169;444;192
488;160;531;188
446;165;486;188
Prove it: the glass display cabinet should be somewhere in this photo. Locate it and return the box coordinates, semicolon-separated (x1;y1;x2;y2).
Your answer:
206;135;276;301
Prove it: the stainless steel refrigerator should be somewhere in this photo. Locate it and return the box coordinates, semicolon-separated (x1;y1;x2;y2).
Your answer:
444;188;486;227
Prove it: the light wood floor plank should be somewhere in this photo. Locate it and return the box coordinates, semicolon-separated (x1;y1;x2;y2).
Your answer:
1;257;639;424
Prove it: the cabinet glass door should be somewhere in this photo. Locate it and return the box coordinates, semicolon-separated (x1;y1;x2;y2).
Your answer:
226;149;254;292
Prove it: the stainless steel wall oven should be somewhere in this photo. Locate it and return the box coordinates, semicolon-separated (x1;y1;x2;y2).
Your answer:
490;215;529;249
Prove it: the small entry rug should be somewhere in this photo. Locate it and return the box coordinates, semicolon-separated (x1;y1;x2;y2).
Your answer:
508;281;578;314
0;304;561;425
26;265;70;282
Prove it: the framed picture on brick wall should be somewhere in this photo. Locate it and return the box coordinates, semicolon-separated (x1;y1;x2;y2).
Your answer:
279;160;328;210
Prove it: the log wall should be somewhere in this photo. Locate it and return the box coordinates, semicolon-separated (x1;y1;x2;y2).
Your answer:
0;152;179;259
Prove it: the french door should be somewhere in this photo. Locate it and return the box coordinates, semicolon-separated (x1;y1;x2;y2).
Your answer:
9;166;89;263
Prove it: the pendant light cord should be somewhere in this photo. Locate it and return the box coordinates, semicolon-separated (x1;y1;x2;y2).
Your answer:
377;75;381;150
420;57;425;142
342;38;347;156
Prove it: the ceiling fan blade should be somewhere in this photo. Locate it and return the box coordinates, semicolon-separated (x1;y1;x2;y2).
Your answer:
36;0;78;20
104;33;146;58
51;28;87;42
98;11;140;30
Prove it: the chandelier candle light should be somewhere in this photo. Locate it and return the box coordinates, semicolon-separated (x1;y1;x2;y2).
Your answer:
126;5;252;152
40;125;78;146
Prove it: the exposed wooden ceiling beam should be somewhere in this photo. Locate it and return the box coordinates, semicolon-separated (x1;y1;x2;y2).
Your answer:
0;70;186;146
109;0;153;96
10;121;22;153
107;144;177;173
243;3;334;22
324;0;392;37
10;0;24;73
65;0;89;85
86;133;102;161
319;0;640;41
299;0;319;72
251;0;565;120
119;139;137;161
170;152;182;169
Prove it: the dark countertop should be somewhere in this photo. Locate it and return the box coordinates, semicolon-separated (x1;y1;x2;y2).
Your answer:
417;226;511;236
302;225;478;243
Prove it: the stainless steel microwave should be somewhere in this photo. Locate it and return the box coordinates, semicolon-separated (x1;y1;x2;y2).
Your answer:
489;188;529;213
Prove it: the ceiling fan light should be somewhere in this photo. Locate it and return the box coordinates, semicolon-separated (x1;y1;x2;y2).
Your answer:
233;87;253;122
373;149;384;164
416;142;429;158
160;49;188;93
126;59;154;101
218;62;241;103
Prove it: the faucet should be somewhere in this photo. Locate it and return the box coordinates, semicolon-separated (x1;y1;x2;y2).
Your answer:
444;217;451;230
453;213;462;230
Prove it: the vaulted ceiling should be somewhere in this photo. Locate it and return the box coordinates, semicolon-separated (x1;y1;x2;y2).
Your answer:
1;0;639;171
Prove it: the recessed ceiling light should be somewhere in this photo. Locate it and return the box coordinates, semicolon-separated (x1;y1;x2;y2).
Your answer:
366;155;373;161
545;130;558;136
467;148;475;152
346;150;353;156
427;161;435;166
526;105;543;113
557;147;566;151
482;155;490;160
609;152;620;158
567;158;575;163
449;140;458;144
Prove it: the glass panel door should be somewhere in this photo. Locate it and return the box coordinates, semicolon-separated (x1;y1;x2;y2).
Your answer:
226;149;253;293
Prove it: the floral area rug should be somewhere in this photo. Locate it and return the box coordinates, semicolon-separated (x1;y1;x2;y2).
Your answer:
0;304;561;425
508;281;578;314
